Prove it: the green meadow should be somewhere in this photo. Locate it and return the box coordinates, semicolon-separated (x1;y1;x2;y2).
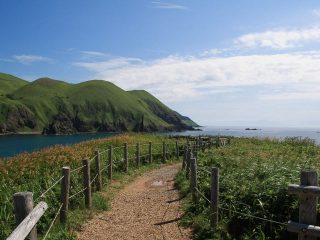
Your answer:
176;137;319;240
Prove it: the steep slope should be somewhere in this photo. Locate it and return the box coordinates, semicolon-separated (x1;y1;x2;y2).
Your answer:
0;74;197;134
129;90;198;129
0;73;28;95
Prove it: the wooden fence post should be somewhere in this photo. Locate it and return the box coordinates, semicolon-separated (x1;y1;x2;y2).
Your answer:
288;170;319;240
190;157;198;203
176;141;179;159
13;192;37;240
211;167;219;230
162;142;166;163
182;145;187;170
124;143;128;172
95;150;102;191
83;159;92;209
149;142;152;163
108;145;113;180
60;166;70;223
216;137;220;148
136;143;140;167
186;147;191;179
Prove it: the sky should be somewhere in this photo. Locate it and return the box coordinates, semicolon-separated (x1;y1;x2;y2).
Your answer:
1;1;320;128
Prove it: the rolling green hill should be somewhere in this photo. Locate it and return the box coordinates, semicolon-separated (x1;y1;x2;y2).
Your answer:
0;73;198;134
0;73;28;95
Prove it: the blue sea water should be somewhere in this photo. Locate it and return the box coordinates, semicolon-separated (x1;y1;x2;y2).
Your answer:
0;132;116;158
165;126;320;143
1;126;320;158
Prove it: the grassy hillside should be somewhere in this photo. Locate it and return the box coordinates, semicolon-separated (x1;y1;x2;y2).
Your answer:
0;73;197;134
0;73;28;95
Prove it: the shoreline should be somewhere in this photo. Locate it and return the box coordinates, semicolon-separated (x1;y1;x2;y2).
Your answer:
0;127;201;137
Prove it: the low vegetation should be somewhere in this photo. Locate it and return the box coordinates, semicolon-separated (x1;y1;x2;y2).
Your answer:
0;133;183;239
176;137;319;240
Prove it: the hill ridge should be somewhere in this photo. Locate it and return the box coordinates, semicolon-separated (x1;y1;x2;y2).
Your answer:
0;73;198;134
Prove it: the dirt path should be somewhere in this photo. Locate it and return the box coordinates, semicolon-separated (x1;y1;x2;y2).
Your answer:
78;163;191;240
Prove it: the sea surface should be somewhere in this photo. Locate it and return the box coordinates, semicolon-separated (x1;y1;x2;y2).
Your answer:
0;132;116;158
165;126;320;143
1;126;320;158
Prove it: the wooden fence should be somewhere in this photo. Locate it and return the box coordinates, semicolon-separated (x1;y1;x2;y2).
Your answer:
6;136;216;240
183;138;320;239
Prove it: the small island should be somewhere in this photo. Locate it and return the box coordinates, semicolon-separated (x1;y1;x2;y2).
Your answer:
245;128;262;131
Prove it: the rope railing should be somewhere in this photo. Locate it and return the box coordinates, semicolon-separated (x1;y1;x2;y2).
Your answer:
181;138;295;237
218;205;287;226
90;173;99;185
69;187;87;200
195;187;211;204
70;165;85;173
42;203;63;240
8;138;194;240
35;176;64;202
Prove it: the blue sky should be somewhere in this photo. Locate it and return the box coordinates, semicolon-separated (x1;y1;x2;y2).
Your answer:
2;1;320;127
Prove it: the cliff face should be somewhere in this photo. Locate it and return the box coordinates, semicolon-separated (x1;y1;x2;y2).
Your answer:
0;73;198;134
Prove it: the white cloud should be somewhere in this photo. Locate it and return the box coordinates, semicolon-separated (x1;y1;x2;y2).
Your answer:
80;51;107;58
234;26;320;49
13;54;51;64
151;1;189;10
74;51;320;102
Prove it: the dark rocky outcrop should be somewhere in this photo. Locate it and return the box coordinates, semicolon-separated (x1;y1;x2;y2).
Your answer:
1;106;36;133
43;113;75;134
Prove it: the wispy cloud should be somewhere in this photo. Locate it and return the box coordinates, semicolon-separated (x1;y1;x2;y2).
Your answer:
80;51;107;58
234;26;320;49
152;1;189;10
13;54;51;64
74;51;320;102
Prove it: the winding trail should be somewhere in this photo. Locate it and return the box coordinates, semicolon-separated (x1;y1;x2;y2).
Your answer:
78;163;191;240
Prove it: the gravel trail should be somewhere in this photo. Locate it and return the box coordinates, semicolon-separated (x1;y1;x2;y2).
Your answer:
78;163;191;240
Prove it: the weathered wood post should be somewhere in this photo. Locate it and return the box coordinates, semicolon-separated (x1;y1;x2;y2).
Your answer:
124;143;128;172
211;167;219;230
162;142;166;163
216;137;220;148
182;145;187;170
186;147;191;179
136;143;140;167
108;145;113;180
149;141;152;163
82;158;92;209
95;150;102;191
190;157;198;203
175;141;179;159
13;192;37;240
194;148;198;161
60;166;70;223
288;170;319;240
209;138;212;149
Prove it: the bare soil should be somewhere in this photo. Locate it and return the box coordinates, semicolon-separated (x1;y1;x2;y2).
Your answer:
77;163;191;240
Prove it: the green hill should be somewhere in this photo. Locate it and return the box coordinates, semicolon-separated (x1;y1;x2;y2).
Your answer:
0;73;28;95
0;73;198;134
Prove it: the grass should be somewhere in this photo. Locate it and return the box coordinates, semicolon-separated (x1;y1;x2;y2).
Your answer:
0;133;184;239
175;137;320;240
0;73;197;132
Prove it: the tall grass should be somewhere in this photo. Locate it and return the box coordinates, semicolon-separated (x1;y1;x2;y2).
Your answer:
176;137;319;240
0;133;181;239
